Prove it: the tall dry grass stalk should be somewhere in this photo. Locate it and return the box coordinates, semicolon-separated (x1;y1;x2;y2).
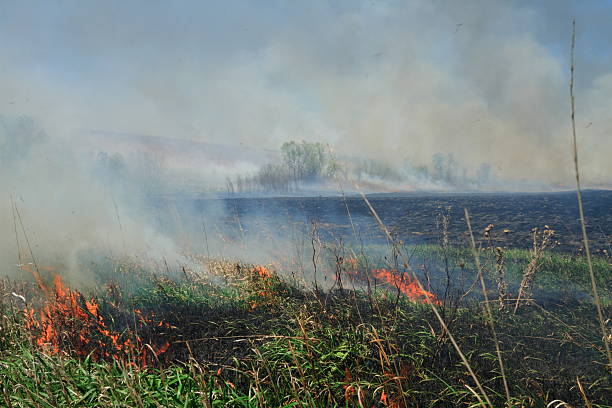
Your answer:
11;196;45;291
493;246;507;309
569;18;612;371
513;226;555;313
355;185;494;408
483;225;509;310
464;209;511;401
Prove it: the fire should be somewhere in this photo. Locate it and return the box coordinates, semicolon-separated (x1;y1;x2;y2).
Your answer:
333;257;361;283
333;259;440;305
371;269;440;305
343;368;356;400
248;265;275;311
253;265;271;278
379;390;401;408
343;258;359;269
24;275;170;366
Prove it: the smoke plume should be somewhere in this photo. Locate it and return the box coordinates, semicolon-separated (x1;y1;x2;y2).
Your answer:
1;1;611;281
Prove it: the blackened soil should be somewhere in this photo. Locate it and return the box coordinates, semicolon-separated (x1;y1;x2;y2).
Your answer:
186;190;612;254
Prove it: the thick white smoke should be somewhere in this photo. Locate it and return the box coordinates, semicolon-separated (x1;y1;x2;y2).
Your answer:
1;1;611;284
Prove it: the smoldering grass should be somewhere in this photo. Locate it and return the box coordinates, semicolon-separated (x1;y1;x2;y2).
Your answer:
355;185;494;408
1;239;612;407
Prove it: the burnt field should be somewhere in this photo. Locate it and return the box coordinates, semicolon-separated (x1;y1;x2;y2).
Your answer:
3;189;611;407
184;189;612;254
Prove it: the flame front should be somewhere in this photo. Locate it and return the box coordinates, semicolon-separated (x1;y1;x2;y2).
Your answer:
337;259;439;305
372;268;440;305
24;275;170;366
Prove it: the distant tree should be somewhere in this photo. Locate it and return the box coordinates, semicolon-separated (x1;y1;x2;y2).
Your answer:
235;175;244;193
445;153;458;185
356;159;402;181
431;153;458;185
281;141;301;181
431;153;446;182
281;140;328;182
403;159;432;182
461;167;469;186
232;140;344;192
225;176;235;195
415;165;429;180
325;155;343;178
256;163;292;192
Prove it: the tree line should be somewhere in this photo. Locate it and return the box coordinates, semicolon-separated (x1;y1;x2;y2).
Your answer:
226;141;494;194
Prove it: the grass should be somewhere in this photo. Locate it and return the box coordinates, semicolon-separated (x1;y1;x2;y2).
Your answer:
1;248;610;407
381;244;611;301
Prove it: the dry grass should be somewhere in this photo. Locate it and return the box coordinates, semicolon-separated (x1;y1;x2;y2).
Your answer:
569;18;612;371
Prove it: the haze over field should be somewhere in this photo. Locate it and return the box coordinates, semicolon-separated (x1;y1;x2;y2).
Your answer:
2;4;612;405
2;0;612;186
2;1;612;278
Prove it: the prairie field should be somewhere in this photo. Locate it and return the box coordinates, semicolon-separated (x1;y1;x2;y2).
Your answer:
2;2;612;407
2;191;611;408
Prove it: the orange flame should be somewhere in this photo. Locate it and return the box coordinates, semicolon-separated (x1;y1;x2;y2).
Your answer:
248;266;276;311
24;275;171;366
372;269;440;305
334;258;361;283
334;261;440;305
380;390;389;405
380;390;400;408
253;265;271;279
343;368;356;400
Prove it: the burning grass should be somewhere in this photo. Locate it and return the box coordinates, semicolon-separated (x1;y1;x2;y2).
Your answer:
1;251;610;407
23;275;170;366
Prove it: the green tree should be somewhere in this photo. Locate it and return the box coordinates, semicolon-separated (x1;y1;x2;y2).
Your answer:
281;140;329;182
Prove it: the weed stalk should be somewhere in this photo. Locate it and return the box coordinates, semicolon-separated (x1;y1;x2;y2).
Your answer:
569;18;612;371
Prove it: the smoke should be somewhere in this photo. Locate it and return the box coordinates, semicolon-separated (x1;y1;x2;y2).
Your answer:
0;116;187;286
1;1;611;186
1;1;611;284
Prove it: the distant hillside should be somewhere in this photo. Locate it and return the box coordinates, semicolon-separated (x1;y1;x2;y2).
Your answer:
78;131;281;170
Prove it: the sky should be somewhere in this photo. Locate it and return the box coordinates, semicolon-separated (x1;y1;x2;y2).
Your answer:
1;0;612;185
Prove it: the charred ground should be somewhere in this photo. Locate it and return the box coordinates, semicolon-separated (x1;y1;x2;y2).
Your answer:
167;189;612;253
1;190;611;407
